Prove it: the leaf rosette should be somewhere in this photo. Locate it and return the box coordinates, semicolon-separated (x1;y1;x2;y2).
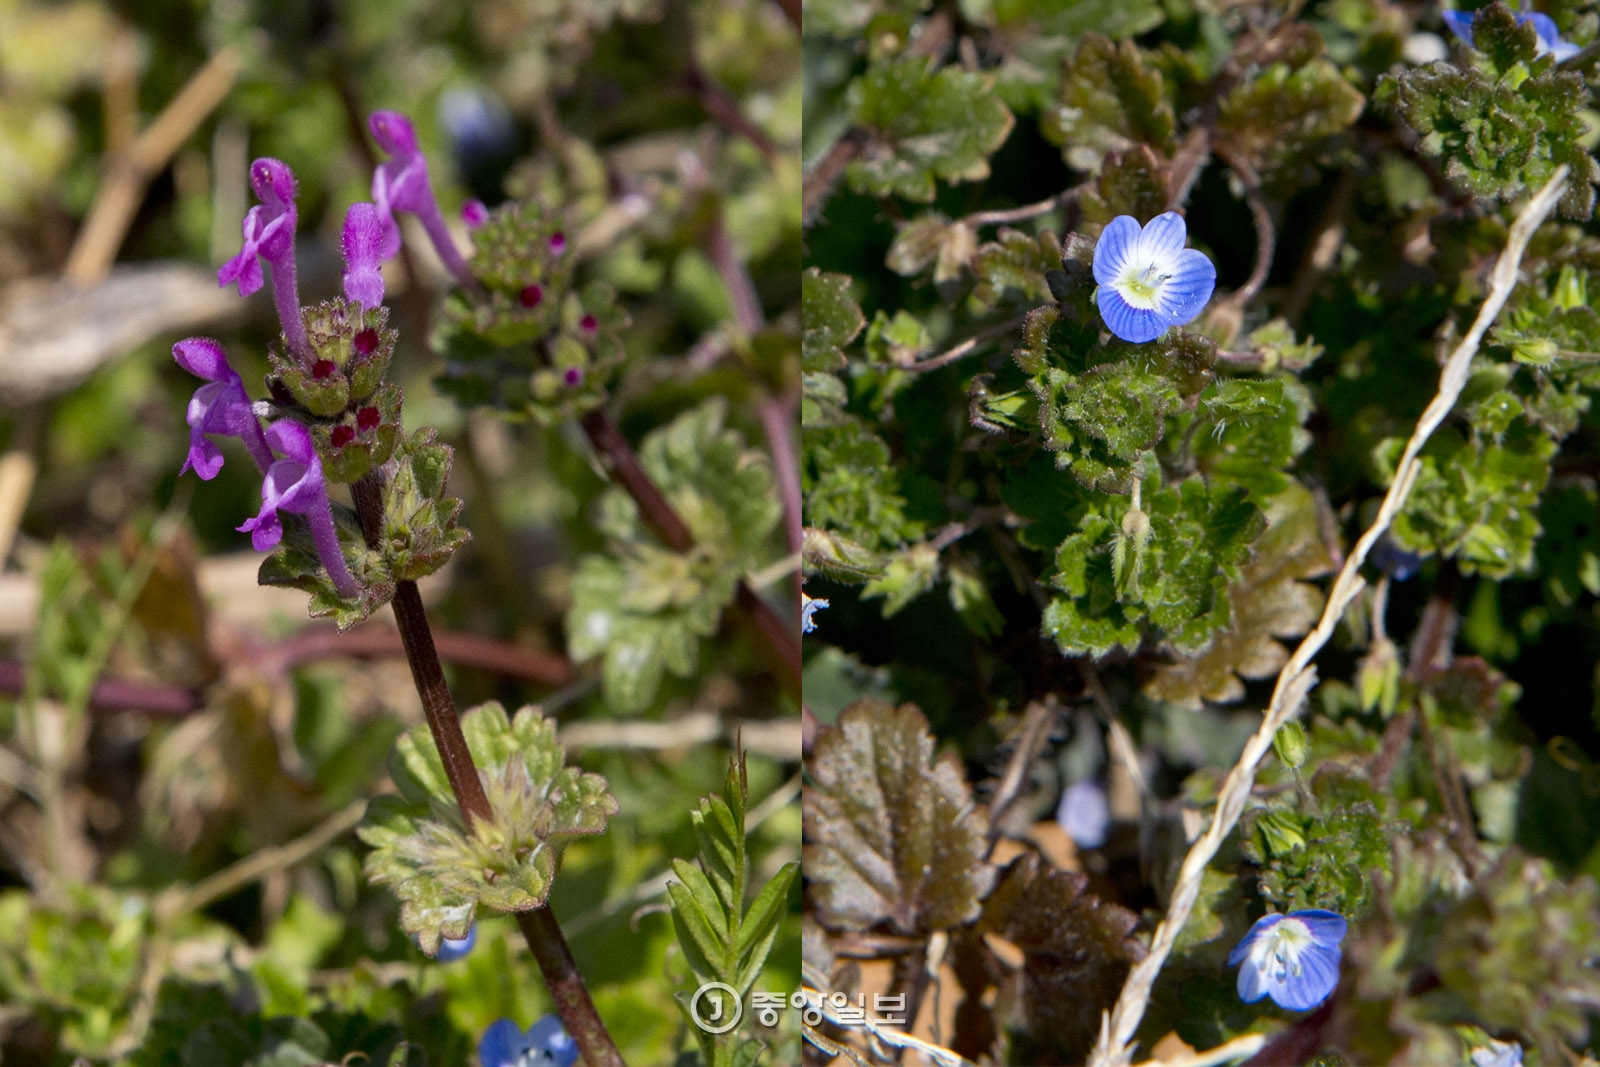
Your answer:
358;702;618;954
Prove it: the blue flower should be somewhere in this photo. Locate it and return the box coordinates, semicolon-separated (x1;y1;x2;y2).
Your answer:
1443;6;1581;61
1228;909;1347;1011
479;1015;578;1067
1370;536;1423;581
802;593;829;634
1470;1039;1524;1067
431;924;476;962
1055;779;1111;849
1093;212;1217;344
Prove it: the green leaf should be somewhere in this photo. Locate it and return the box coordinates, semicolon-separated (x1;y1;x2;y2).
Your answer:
803;421;923;558
845;55;1016;202
804;699;994;933
861;543;941;616
1217;55;1365;186
1144;484;1334;708
1384;6;1600;218
802;268;864;374
1042;33;1175;172
971;228;1061;309
357;703;617;953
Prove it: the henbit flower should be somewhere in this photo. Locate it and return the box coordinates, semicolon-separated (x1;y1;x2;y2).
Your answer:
1443;6;1581;61
479;1015;578;1067
237;420;359;598
1470;1039;1524;1067
802;592;829;634
173;337;274;479
1228;909;1347;1012
217;158;311;360
341;201;387;308
368;110;476;290
461;199;489;229
1093;212;1217;345
431;924;476;962
1056;779;1111;850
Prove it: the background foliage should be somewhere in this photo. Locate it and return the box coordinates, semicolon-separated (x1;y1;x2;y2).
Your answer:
802;0;1600;1063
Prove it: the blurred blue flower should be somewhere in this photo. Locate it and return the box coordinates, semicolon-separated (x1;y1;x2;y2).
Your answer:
1443;6;1581;61
1055;779;1111;849
432;925;476;962
1093;212;1216;344
480;1015;578;1067
1228;909;1347;1011
1470;1039;1524;1067
1370;536;1423;581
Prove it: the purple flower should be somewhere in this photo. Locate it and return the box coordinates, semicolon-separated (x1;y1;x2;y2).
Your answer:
479;1015;577;1067
1056;779;1111;850
217;158;310;360
173;337;273;479
430;924;476;962
1094;212;1215;344
341;201;387;308
368;110;476;290
237;420;359;598
1228;909;1347;1012
1443;6;1581;61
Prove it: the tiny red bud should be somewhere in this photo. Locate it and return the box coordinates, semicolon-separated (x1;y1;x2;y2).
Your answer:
331;425;355;448
580;314;598;335
563;367;585;387
311;359;337;379
354;328;379;355
356;406;381;431
519;284;543;308
549;232;567;254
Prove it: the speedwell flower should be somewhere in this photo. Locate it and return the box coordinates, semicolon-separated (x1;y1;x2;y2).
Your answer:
1228;909;1347;1011
237;420;359;599
173;337;274;479
1056;779;1111;850
1470;1039;1524;1067
802;592;829;634
1443;5;1581;61
1093;212;1217;344
217;158;310;360
479;1015;578;1067
431;924;476;962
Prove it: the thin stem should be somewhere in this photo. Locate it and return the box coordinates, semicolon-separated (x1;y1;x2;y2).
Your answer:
910;314;1026;373
351;470;625;1065
580;409;801;694
516;909;626;1067
1214;145;1273;314
759;395;803;607
963;182;1090;228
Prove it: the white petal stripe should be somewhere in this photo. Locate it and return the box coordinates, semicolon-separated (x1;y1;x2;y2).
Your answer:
1094;215;1142;286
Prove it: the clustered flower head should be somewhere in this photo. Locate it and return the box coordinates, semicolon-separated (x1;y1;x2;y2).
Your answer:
1443;4;1581;61
176;108;476;613
479;1015;578;1067
1228;908;1347;1011
1092;212;1216;344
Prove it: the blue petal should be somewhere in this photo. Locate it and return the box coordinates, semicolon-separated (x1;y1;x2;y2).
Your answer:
434;925;476;962
1236;957;1272;1003
1272;942;1340;1011
1155;247;1216;326
1228;913;1281;966
1442;9;1476;47
526;1015;579;1067
1098;285;1168;343
1093;216;1142;285
478;1019;528;1067
1135;211;1188;269
1290;909;1348;948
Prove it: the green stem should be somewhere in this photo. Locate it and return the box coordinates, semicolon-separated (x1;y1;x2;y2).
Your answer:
351;470;625;1065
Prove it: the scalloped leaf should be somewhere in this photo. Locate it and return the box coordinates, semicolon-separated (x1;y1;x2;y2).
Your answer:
357;703;617;953
804;699;995;934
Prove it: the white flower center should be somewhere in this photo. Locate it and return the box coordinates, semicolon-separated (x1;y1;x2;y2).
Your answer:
1117;262;1170;310
1255;917;1313;982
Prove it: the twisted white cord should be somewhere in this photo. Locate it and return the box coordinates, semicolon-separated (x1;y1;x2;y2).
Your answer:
1088;166;1571;1067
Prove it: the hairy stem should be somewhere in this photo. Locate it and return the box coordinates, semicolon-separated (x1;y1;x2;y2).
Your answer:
351;470;625;1065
